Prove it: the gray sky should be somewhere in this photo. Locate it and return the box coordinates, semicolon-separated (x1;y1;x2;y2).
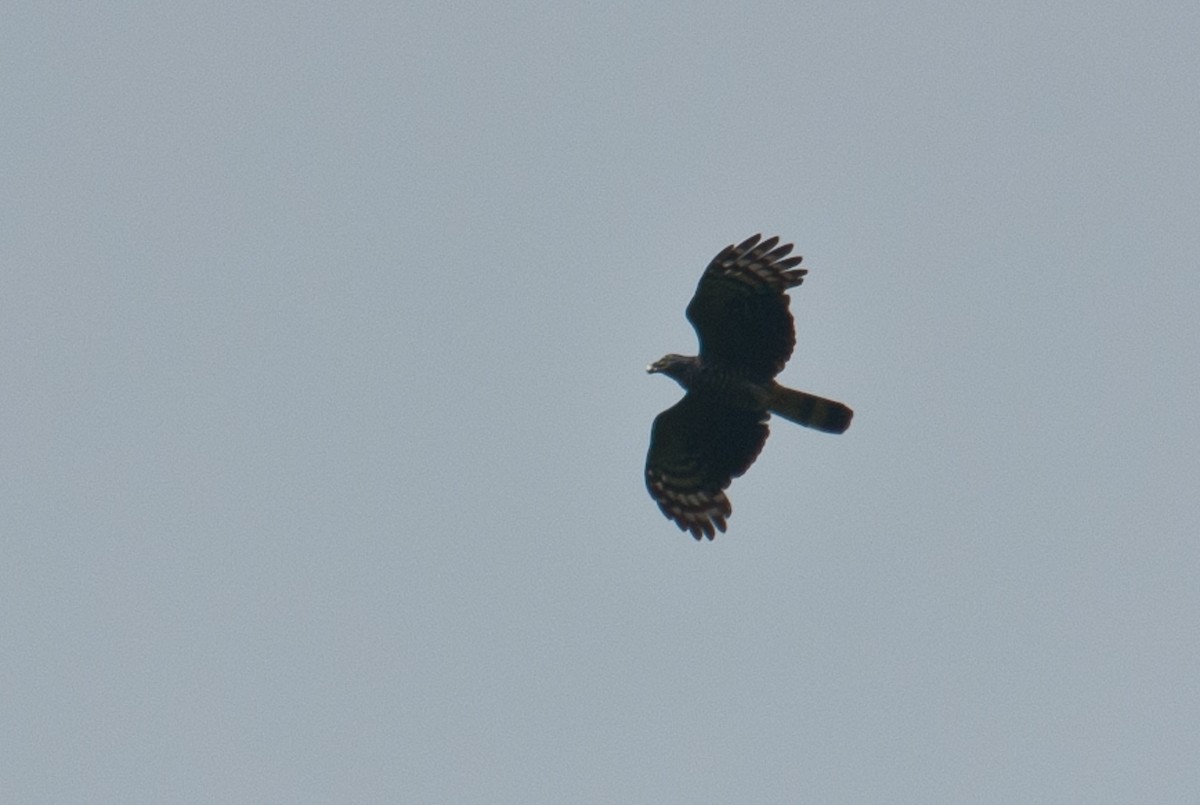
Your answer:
4;3;1199;802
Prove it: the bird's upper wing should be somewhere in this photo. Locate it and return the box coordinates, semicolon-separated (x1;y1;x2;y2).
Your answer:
645;392;769;540
685;234;807;382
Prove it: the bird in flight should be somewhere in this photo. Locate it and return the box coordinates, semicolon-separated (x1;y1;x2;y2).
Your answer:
645;234;853;540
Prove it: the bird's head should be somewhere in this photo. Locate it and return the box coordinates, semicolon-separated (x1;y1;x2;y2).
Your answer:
646;353;697;386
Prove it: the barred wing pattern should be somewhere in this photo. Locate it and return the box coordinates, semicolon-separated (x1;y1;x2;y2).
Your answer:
686;234;807;382
645;395;769;540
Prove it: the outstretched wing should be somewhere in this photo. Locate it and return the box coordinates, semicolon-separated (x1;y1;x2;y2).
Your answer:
645;393;769;540
685;234;806;382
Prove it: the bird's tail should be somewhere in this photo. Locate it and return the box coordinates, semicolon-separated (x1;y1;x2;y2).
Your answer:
768;384;853;434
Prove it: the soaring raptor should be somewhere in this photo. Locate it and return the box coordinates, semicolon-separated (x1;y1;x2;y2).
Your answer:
646;234;852;540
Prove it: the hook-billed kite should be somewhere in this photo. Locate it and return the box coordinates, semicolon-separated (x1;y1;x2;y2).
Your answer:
646;235;853;540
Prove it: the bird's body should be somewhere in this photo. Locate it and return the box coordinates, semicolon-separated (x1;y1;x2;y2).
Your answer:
649;353;768;410
646;235;853;540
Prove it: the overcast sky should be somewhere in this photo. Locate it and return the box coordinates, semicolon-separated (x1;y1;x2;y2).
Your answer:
4;3;1199;802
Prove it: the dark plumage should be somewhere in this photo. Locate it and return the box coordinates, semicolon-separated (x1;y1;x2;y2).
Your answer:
646;234;853;540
